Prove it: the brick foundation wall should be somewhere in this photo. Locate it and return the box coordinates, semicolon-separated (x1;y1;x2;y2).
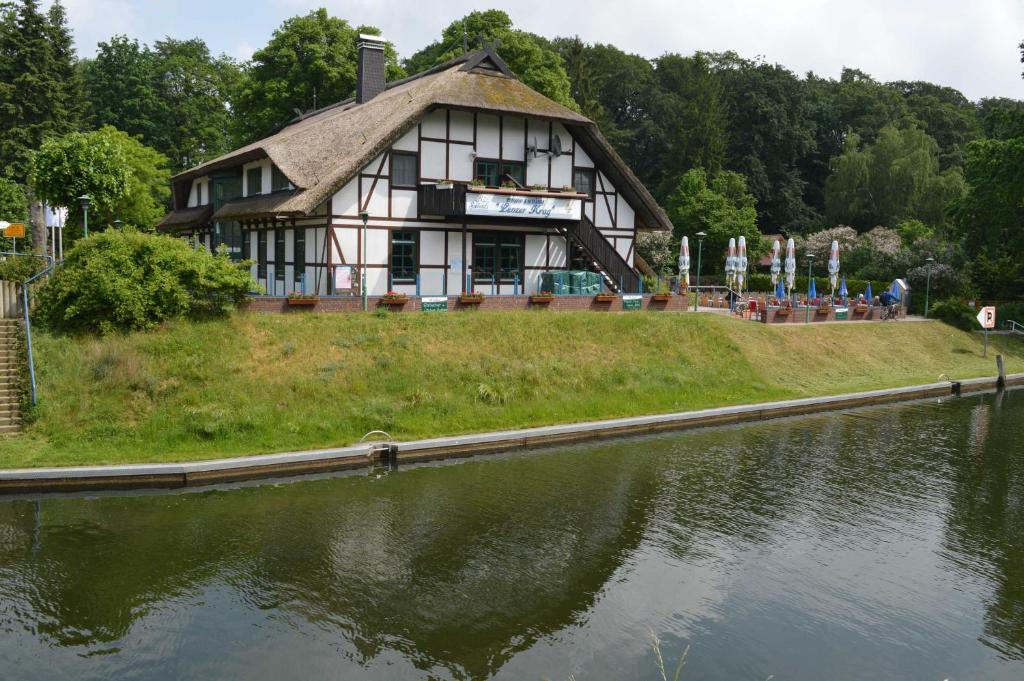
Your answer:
244;293;692;314
761;305;905;323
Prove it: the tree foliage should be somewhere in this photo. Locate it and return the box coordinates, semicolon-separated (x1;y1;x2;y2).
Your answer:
665;168;765;273
952;135;1024;260
29;126;170;236
233;9;402;143
35;230;255;334
824;125;965;231
405;10;574;109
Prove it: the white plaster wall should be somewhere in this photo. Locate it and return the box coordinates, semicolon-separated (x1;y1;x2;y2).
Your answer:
595;195;614;228
476;114;499;158
366;178;389;217
616;200;635;231
502;116;525;161
448;146;473;182
450;110;474;142
333;179;359;216
420;230;446;266
393;127;418;152
616;237;632;263
525;154;547;187
524;268;542;295
525;234;546;269
447;232;464;293
421;108;446;139
367;266;388;295
366;229;389;265
548;235;567;268
337;225;357;264
392;190;417;219
575;145;594;168
419;270;444;295
284;229;294;261
550;153;572;189
528;118;549;151
421;141;446;180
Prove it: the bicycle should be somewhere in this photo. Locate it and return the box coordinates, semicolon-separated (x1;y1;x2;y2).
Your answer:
881;304;900;321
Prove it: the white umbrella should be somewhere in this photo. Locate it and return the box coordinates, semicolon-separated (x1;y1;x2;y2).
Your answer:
770;239;781;286
678;236;690;288
784;238;796;297
737;236;748;295
725;238;737;290
827;239;840;296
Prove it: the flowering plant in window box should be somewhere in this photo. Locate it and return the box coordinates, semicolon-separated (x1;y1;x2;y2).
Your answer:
379;291;409;305
459;292;485;304
594;293;617;303
436;179;454;189
500;180;519;189
529;184;548;192
854;304;869;313
529;291;556;303
559;185;577;193
469;178;485;187
286;292;319;306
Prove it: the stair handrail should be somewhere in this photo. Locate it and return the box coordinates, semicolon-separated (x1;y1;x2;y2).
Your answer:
1008;319;1023;335
568;215;639;293
21;264;55;405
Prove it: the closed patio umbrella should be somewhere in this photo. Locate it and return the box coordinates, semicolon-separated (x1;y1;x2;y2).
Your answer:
808;277;817;302
828;239;840;296
839;275;848;299
737;236;748;295
678;236;690;289
784;238;796;298
770;240;781;286
725;238;737;290
865;282;873;302
775;279;785;300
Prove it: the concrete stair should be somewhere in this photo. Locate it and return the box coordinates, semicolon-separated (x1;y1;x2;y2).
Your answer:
0;319;22;434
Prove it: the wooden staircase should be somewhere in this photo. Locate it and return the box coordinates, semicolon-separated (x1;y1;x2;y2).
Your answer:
557;214;640;294
0;319;22;434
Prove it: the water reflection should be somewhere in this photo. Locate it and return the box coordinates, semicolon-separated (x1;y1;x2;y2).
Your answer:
0;391;1022;680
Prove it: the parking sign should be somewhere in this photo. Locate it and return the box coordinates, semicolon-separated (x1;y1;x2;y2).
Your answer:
976;306;995;329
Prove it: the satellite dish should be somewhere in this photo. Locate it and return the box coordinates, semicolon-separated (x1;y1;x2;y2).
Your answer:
527;137;538;158
551;135;563;157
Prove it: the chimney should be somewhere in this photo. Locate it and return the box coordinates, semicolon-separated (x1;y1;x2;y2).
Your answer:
356;34;387;104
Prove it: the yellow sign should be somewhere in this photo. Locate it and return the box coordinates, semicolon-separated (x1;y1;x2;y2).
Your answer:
2;223;25;238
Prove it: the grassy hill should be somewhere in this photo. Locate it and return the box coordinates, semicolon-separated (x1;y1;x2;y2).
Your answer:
2;312;1022;468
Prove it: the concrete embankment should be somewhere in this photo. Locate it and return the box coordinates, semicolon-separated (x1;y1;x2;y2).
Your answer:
1;373;1020;495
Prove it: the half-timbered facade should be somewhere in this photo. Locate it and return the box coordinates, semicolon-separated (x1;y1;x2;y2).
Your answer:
157;38;671;297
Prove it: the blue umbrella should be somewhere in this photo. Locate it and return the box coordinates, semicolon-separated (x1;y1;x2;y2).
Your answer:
808;278;817;301
890;282;901;301
864;282;873;301
839;275;848;298
775;279;785;299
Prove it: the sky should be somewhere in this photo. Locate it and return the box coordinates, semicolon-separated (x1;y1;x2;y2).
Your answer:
57;0;1023;102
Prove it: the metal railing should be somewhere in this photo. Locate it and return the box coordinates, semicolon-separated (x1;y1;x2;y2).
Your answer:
20;264;54;405
562;215;640;293
1008;319;1023;335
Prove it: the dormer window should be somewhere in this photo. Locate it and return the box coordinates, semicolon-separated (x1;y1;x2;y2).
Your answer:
271;165;290;192
247;167;263;196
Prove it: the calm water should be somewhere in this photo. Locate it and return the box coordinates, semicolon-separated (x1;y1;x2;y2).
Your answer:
1;392;1023;680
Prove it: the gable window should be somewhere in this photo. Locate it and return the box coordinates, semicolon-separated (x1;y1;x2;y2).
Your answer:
573;168;595;197
474;160;499;188
391;153;417;188
247;167;263;196
390;231;418;284
500;162;524;187
194;182;204;206
271;165;290;192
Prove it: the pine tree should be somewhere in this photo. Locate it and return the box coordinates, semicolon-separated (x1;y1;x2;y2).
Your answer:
0;0;81;252
46;0;83;129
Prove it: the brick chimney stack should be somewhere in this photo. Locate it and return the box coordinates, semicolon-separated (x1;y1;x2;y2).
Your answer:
356;34;387;104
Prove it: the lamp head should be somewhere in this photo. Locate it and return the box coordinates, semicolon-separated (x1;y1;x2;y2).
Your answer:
359;210;369;223
696;231;707;238
926;256;935;263
77;194;91;209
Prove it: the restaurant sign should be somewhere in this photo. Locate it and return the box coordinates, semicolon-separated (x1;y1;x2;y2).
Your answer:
466;193;582;220
421;296;448;312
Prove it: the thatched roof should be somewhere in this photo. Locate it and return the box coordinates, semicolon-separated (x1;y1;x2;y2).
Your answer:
156;204;212;232
162;48;670;231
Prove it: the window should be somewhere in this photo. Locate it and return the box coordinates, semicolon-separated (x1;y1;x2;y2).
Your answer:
390;231;418;283
473;232;523;284
573;168;595;197
275;229;286;282
474;160;499;187
271;165;290;192
257;230;268;280
247;167;263;196
195;182;203;206
391;153;417;188
500;162;524;187
242;230;251;263
294;229;306;287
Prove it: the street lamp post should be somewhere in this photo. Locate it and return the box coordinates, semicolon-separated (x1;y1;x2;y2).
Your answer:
78;195;91;238
924;256;935;318
360;210;369;312
113;219;123;231
694;231;706;312
805;253;815;324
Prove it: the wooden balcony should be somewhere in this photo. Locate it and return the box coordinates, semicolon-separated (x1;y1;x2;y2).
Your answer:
418;183;467;217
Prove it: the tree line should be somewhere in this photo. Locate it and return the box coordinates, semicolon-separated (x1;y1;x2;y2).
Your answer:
1;3;1021;300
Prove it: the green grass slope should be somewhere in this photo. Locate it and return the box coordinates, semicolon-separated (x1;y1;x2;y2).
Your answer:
2;312;1022;468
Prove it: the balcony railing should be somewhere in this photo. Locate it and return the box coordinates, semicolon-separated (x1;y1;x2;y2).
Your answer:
418;183;467;217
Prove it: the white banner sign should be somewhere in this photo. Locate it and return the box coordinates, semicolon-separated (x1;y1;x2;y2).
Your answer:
466;192;582;220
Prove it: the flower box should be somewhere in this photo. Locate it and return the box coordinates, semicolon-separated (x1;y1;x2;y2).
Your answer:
529;294;555;304
594;293;617;303
286;295;319;306
651;293;673;302
459;293;485;304
775;307;792;317
854;304;868;313
816;305;831;315
379;293;409;306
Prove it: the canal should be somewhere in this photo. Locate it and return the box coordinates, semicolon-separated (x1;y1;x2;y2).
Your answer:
0;390;1022;680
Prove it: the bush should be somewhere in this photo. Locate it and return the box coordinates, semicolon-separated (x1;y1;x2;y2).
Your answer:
928;298;978;332
0;254;48;282
997;302;1024;329
34;230;255;334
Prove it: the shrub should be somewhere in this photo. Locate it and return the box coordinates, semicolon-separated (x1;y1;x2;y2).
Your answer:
928;298;978;332
997;302;1024;329
0;254;48;282
34;230;255;334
